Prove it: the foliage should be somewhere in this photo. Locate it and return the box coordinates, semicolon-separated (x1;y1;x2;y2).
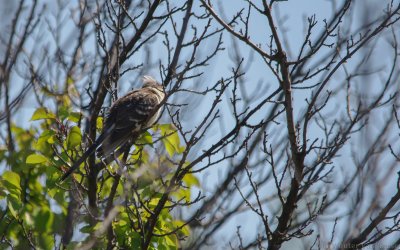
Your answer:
0;104;192;249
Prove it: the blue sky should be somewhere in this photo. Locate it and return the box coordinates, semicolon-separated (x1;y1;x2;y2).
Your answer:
1;0;399;248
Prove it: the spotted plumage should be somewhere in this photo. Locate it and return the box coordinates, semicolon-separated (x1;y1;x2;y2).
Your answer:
60;76;165;182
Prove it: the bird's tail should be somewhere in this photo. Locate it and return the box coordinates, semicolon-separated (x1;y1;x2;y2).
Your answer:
59;125;115;182
59;142;98;182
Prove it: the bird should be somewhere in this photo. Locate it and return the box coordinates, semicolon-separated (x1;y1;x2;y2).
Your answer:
60;76;165;182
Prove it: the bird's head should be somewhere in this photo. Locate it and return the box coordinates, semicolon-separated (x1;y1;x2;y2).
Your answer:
142;75;164;93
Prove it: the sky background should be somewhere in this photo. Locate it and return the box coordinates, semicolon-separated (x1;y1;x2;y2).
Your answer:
1;0;399;249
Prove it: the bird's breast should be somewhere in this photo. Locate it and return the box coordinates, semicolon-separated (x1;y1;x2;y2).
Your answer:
146;107;161;126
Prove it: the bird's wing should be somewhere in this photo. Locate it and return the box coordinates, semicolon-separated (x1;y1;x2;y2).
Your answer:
98;89;161;157
60;86;163;182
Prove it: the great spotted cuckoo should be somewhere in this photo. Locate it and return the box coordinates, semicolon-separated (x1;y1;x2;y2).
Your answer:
60;76;165;181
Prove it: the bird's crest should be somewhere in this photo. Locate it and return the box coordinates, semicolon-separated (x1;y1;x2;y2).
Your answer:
142;75;158;85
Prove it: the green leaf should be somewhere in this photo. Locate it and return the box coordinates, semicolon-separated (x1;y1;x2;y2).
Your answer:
7;199;18;218
67;126;82;149
37;130;56;146
35;208;54;232
68;112;81;123
0;171;22;201
80;225;93;234
165;234;178;248
48;188;65;205
38;233;54;250
148;197;160;209
26;154;48;164
7;195;22;219
163;139;176;157
59;106;70;121
159;124;184;157
183;173;200;187
136;131;153;145
31;107;55;121
2;171;21;197
80;222;102;234
96;116;103;130
174;220;190;237
173;188;191;203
